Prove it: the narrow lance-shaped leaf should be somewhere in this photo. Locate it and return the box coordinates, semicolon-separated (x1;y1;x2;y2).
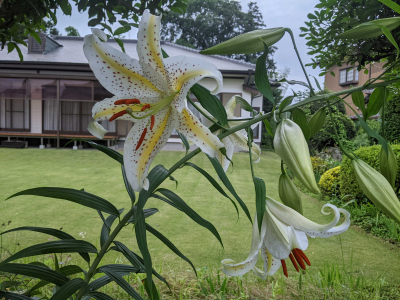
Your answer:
279;96;294;113
86;291;116;300
100;209;124;248
292;108;311;140
206;155;252;223
102;269;144;300
308;107;326;139
85;139;124;164
146;223;197;275
366;87;388;120
49;278;86;300
122;165;135;205
351;91;366;116
253;177;266;232
0;226;90;263
0;240;97;266
177;130;190;155
7;187;120;216
157;188;223;247
183;162;238;217
0;292;33;300
142;277;160;300
255;42;275;106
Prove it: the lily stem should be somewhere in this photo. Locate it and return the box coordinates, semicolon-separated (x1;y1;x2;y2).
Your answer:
247;127;255;178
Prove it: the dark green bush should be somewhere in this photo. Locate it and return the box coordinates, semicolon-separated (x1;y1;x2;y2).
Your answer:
340;144;400;201
385;95;400;143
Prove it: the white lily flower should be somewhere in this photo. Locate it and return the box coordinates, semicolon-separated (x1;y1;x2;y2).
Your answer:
222;197;350;279
196;96;261;172
83;10;224;191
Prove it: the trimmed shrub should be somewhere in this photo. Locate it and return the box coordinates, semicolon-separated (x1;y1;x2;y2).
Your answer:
385;95;400;143
310;156;328;174
340;144;400;201
319;166;341;196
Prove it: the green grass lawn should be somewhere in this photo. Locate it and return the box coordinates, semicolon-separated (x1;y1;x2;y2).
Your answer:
0;148;399;285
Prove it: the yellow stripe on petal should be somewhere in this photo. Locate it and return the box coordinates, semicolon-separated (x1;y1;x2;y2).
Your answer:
148;15;165;76
90;36;160;92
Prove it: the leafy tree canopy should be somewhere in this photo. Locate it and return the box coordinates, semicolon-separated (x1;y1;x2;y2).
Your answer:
160;0;276;65
0;0;188;60
65;26;80;37
301;0;399;74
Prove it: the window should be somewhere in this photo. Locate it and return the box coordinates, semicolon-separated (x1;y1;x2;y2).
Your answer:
31;79;58;131
339;67;359;85
0;78;29;131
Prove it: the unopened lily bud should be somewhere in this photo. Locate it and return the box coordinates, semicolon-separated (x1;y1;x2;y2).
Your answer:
352;159;400;224
274;119;320;194
279;172;303;214
380;145;397;188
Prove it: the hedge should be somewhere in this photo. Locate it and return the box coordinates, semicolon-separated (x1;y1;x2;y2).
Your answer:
319;166;341;196
385;95;400;143
340;144;400;201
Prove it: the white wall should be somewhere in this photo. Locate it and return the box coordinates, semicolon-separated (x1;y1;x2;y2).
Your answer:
30;100;42;133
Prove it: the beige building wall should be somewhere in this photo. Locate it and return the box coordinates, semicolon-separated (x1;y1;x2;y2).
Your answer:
324;62;385;116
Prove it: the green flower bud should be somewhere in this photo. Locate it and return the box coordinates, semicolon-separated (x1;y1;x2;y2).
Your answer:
380;145;398;188
274;119;320;194
352;159;400;224
279;172;303;214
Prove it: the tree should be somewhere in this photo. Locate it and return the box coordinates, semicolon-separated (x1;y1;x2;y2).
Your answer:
160;0;276;65
301;0;399;74
65;26;80;37
0;0;188;60
44;21;60;36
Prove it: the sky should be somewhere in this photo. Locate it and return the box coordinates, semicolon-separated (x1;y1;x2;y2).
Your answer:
54;0;323;93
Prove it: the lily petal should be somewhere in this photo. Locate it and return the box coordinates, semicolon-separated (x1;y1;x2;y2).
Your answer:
219;137;234;172
266;197;341;233
164;56;223;112
222;214;266;276
137;10;167;83
124;106;175;191
195;103;216;128
91;96;158;122
174;107;224;158
88;121;108;139
225;96;238;118
303;208;351;238
253;245;282;279
228;130;261;163
83;28;162;98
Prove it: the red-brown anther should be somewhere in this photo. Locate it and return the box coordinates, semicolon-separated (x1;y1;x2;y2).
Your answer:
297;249;311;266
281;260;288;277
289;253;299;272
136;128;147;151
150;115;155;130
109;110;127;122
292;249;306;270
125;99;141;105
141;104;151;111
114;99;127;105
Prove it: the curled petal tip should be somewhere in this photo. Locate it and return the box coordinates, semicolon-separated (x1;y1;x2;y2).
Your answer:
88;121;108;139
90;28;107;41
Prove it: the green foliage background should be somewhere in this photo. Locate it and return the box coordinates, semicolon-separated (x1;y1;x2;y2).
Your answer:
384;94;400;143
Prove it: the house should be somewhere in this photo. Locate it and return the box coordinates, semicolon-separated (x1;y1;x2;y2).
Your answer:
0;33;272;150
324;62;385;118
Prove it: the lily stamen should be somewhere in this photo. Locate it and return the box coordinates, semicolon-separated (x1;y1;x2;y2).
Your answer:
292;249;306;270
125;99;140;105
289;253;299;272
281;260;288;277
136;128;148;151
141;104;151;111
297;249;311;266
150;115;155;130
109;110;127;121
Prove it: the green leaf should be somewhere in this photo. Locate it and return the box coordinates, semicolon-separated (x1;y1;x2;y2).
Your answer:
7;42;15;53
190;84;227;126
157;188;223;247
0;281;20;290
0;292;32;300
102;269;144;300
255;42;274;106
114;26;130;36
0;264;69;286
233;96;254;112
29;30;41;44
177;130;190;155
88;18;101;26
59;265;86;276
150;193;182;211
59;0;72;15
0;240;97;266
161;48;169;58
308;107;326;139
206;155;252;223
200;28;286;55
122;165;135;205
100;209;124;248
292;109;311;141
253;177;266;232
142;277;160;300
146;223;196;275
366;87;387;120
85;140;123;164
351;91;366;115
118;20;128;26
49;278;86;300
379;0;400;13
115;38;126;53
135;211;154;298
1;226;90;263
263;119;274;137
356;113;389;154
97;264;140;274
337;17;400;39
183;162;238;216
7;187;120;216
86;292;115;300
279;96;294;112
378;25;400;53
307;13;317;19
